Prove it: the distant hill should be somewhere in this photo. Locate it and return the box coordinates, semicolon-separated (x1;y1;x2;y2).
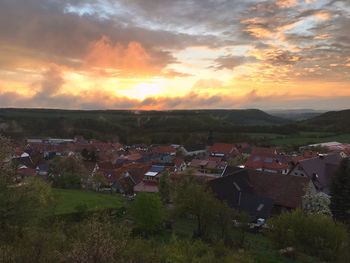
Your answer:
301;109;350;132
0;108;289;143
267;109;324;121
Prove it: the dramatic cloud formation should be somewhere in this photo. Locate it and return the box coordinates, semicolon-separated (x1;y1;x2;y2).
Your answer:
0;0;349;109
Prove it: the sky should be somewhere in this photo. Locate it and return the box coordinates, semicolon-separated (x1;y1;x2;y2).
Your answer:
0;0;349;110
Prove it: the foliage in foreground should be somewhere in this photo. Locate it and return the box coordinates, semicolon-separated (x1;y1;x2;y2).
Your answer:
331;158;350;226
1;216;256;263
269;209;349;262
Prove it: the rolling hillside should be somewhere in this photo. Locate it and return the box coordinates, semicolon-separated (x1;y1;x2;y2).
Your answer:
0;108;289;143
301;109;350;132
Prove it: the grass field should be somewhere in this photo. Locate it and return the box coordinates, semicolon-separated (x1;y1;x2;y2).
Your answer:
52;188;125;215
245;132;350;146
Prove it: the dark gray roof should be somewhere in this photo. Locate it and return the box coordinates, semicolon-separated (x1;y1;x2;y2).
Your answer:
12;156;34;168
209;169;273;219
149;165;165;173
183;144;206;152
298;154;341;193
211;167;310;209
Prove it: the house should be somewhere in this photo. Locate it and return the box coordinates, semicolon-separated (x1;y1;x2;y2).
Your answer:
180;144;207;156
209;166;273;219
133;165;166;193
246;170;312;212
210;167;312;216
111;163;151;194
289;153;341;194
208;143;239;159
245;147;290;174
188;157;227;178
91;161;151;193
12;152;34;169
173;158;186;173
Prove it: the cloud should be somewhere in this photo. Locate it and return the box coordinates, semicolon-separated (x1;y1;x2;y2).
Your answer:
210;55;256;70
276;0;298;9
192;79;224;92
0;0;223;70
85;36;173;77
0;0;349;110
37;65;64;96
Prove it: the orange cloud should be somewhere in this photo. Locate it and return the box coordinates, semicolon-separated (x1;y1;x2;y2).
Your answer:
313;11;331;21
276;0;298;8
244;25;274;39
85;36;163;77
314;34;331;40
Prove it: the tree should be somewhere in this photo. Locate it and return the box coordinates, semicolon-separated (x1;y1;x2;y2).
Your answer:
81;148;89;161
302;184;332;216
159;171;171;203
49;156;87;189
214;201;236;242
330;158;350;225
81;149;98;162
130;193;165;235
0;135;12;163
90;170;108;191
172;176;219;238
0;135;13;182
0;177;53;240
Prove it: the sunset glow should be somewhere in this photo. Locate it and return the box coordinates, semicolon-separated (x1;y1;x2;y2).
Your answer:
0;0;349;110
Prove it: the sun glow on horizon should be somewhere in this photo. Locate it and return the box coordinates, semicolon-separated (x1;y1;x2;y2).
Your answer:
116;80;167;100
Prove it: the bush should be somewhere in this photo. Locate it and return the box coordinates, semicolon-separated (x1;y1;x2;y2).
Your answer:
130;193;165;235
269;209;349;262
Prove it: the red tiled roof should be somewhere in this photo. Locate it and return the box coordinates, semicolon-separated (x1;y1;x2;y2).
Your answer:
209;143;237;155
152;145;177;154
251;147;277;156
107;163;152;184
245;147;289;172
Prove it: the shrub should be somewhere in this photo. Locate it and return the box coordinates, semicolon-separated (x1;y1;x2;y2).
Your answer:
269;209;349;262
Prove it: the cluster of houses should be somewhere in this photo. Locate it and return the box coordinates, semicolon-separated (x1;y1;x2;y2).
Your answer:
11;136;350;221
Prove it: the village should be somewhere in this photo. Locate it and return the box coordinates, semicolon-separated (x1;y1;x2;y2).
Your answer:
12;135;350;222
